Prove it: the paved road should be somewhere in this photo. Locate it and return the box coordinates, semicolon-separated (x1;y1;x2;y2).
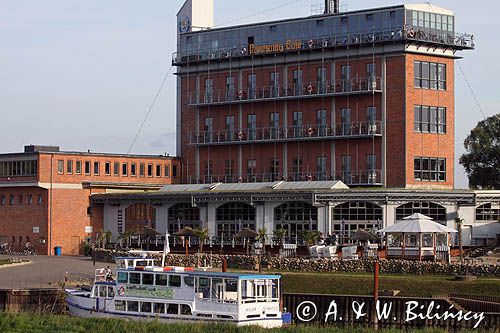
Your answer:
0;255;115;289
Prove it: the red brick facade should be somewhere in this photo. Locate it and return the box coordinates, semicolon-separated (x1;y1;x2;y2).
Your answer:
0;147;181;255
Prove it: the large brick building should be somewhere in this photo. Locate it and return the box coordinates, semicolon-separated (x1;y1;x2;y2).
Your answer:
0;145;181;255
174;1;474;189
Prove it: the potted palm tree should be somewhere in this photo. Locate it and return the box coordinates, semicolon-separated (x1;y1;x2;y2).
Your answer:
303;230;321;246
273;228;287;247
257;228;267;254
194;227;209;253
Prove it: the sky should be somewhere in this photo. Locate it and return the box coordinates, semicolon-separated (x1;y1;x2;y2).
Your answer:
1;0;498;188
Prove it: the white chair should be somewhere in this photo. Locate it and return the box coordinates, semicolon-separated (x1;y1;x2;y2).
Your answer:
316;245;326;258
321;246;338;259
309;245;319;258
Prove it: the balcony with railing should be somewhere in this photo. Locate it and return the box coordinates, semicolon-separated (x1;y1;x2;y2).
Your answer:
173;26;474;65
189;121;382;146
187;169;383;186
188;78;382;106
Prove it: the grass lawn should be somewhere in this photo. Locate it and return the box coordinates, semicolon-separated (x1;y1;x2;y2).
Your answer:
280;272;500;297
0;259;11;266
0;313;486;333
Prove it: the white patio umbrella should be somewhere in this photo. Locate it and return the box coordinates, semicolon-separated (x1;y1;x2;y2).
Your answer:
377;213;457;234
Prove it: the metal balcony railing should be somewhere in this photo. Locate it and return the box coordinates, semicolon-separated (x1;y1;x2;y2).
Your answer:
189;78;381;106
190;121;382;146
172;25;474;65
186;169;383;186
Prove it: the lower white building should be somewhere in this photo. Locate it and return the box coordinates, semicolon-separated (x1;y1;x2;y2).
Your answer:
91;181;500;247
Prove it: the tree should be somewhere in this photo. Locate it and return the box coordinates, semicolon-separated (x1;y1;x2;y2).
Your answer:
303;230;321;246
273;228;287;246
257;228;267;254
460;114;500;189
194;227;209;252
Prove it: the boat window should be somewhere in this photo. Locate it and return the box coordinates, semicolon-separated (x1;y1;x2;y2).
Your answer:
217;314;233;319
99;286;106;297
153;303;165;314
127;300;139;312
255;279;267;300
224;279;238;303
129;272;140;284
166;303;179;315
155;274;168;286
196;313;212;318
241;280;255;302
116;259;126;269
271;279;279;299
211;278;223;301
196;277;210;298
115;300;126;311
117;272;128;283
107;286;115;298
142;273;154;285
183;276;194;287
180;304;192;316
136;260;148;267
140;302;152;313
169;274;181;287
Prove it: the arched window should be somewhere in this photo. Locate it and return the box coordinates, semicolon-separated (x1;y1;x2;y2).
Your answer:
395;202;446;223
216;202;255;238
274;202;317;242
332;202;383;242
476;203;500;221
168;203;201;234
125;204;156;234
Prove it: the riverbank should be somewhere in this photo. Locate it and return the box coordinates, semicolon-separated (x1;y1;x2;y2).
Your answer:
0;313;490;333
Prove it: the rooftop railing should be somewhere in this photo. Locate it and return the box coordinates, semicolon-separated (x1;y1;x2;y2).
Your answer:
188;78;381;106
189;121;382;146
185;169;383;186
173;26;474;65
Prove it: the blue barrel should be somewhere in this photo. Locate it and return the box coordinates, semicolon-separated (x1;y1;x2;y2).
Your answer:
282;312;292;324
54;246;62;256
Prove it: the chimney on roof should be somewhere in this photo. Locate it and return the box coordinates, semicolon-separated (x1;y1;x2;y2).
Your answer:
324;0;340;14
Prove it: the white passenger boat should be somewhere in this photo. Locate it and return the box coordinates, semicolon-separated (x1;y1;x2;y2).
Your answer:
65;257;283;328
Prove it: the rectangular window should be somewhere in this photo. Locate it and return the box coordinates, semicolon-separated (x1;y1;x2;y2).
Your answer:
139;163;145;177
270;72;279;97
123;163;128;176
115;300;126;311
147;164;153;177
414;157;446;182
167;303;179;315
247;114;257;140
153;303;165;314
204;117;213;143
172;165;177;177
341;108;351;135
341;155;352;183
317;67;327;94
270;112;279;139
293;69;303;95
414;61;421;88
0;195;5;205
269;158;279;181
341;65;351;92
105;162;111;175
421;62;430;89
414;105;446;134
9;195;14;205
57;160;64;174
27;194;33;205
367;107;376;123
127;301;139;312
430;63;438;89
85;161;91;175
204;78;213;103
155;274;168;286
75;161;82;174
317;109;327;136
93;162;99;175
247;159;256;181
131;163;137;177
367;63;376;88
293;157;302;180
129;272;141;284
438;64;446;90
156;164;161;177
248;74;257;99
37;194;42;205
164;165;170;178
316;156;327;180
66;160;73;174
113;162;119;176
226;76;235;101
292;111;303;137
142;273;154;285
225;115;235;141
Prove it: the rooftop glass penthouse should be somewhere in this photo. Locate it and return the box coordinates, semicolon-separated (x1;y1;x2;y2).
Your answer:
174;3;473;64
